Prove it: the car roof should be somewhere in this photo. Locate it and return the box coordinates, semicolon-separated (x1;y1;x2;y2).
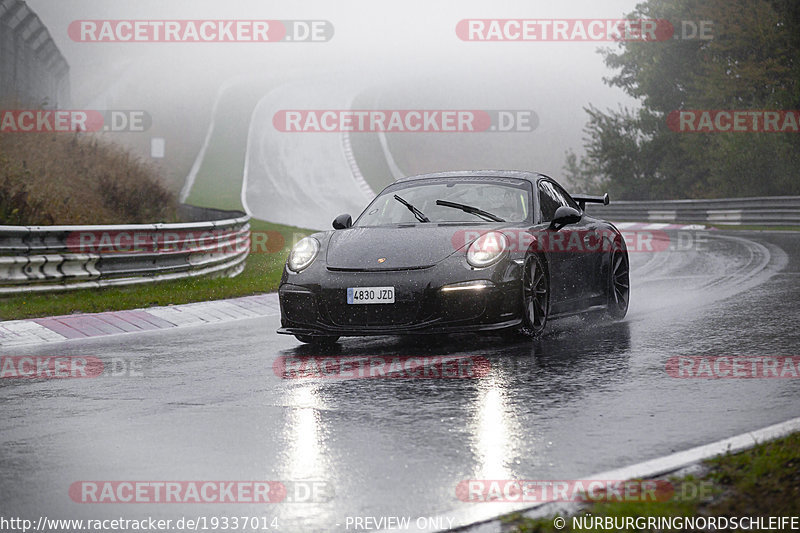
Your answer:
393;170;546;184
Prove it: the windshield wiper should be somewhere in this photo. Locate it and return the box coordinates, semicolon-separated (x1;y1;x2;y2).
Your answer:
394;195;430;223
435;200;505;222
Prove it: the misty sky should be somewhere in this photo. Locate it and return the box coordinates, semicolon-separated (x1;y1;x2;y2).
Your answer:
26;0;644;186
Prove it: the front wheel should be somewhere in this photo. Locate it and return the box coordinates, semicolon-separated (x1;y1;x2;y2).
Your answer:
295;335;340;345
518;254;549;337
606;240;630;319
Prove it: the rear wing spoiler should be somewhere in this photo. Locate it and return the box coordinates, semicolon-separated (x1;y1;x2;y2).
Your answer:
572;193;609;211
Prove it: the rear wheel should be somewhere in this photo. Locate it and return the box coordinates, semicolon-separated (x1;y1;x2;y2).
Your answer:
518;254;549;337
295;335;340;345
607;239;630;319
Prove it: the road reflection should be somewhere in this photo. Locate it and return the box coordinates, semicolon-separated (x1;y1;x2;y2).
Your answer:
471;374;519;480
276;319;633;498
284;383;327;480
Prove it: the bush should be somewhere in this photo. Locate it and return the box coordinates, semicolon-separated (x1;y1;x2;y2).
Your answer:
0;131;176;225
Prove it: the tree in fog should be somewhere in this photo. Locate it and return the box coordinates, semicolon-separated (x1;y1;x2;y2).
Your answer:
565;0;800;199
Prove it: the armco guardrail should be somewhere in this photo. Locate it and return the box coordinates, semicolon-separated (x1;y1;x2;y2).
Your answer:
586;196;800;226
0;207;250;294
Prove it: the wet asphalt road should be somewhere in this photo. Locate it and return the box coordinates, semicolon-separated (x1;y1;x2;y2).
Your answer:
2;230;799;532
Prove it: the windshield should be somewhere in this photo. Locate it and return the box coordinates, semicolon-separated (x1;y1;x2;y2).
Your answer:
355;179;531;226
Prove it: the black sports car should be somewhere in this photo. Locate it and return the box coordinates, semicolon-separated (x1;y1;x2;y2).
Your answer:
277;170;629;344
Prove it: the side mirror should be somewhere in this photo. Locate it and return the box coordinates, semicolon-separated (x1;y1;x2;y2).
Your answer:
332;214;352;230
549;206;581;230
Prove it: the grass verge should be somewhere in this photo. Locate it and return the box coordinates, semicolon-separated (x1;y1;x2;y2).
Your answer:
0;219;310;321
502;432;800;532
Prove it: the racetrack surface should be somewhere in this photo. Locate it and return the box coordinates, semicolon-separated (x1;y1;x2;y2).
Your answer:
2;230;799;532
242;78;374;230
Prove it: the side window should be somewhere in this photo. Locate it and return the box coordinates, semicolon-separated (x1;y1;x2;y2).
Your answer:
550;182;580;211
538;181;561;222
539;180;580;222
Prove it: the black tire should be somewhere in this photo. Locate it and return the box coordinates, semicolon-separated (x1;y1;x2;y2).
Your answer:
606;238;630;319
295;335;340;345
518;254;549;337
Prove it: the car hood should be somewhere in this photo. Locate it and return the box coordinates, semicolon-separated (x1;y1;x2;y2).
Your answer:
325;224;505;271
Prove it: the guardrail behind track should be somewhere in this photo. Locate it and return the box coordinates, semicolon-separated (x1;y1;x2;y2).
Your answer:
585;196;800;226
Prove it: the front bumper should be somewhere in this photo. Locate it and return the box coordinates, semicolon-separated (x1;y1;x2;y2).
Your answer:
278;259;523;337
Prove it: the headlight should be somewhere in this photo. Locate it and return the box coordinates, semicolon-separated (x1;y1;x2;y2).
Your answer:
288;237;319;272
467;231;508;268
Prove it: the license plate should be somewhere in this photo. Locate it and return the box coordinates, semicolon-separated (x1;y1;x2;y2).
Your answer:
347;287;395;304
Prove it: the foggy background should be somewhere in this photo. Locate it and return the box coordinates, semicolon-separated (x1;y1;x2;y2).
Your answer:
27;0;641;203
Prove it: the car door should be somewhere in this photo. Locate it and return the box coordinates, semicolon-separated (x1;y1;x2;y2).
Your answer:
536;179;597;311
548;180;605;302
